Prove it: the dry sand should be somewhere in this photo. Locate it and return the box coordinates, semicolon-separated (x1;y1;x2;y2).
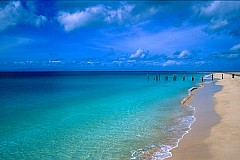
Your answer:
206;73;240;160
169;73;240;160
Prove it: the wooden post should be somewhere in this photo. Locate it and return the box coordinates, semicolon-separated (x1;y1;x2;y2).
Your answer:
173;74;177;81
232;74;235;78
192;75;194;81
222;74;223;79
212;74;213;81
183;76;185;81
156;74;158;81
202;76;204;82
165;76;168;81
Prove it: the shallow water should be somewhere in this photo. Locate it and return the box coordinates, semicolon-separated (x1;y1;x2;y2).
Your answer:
0;71;208;159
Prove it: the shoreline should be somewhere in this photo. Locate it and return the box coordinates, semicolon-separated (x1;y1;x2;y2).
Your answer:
169;73;240;159
137;77;208;160
181;84;203;106
169;76;221;159
165;83;204;158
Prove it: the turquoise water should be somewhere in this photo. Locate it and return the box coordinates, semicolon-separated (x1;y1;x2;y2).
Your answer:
0;72;207;159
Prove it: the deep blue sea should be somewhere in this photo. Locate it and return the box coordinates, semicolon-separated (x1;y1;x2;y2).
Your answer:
0;71;209;160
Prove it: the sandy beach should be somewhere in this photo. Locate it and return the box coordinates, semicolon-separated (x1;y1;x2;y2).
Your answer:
170;73;240;160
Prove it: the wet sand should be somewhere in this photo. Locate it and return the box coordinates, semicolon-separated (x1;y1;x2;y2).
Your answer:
170;79;221;159
170;73;240;159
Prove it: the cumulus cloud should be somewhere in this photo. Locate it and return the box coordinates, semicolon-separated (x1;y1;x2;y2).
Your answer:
0;1;47;31
57;5;107;31
198;1;239;17
195;61;205;65
207;19;228;30
57;3;136;31
110;48;202;68
57;3;157;31
211;43;240;60
193;1;240;36
230;44;240;51
162;60;184;67
177;50;191;58
170;49;196;59
130;49;145;59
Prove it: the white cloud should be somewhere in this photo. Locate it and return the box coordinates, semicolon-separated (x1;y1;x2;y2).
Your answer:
178;50;191;58
112;60;122;65
211;43;240;59
48;60;63;64
0;1;47;31
230;44;240;51
162;60;184;67
228;54;239;58
207;19;228;30
126;60;136;63
57;3;158;31
34;15;47;26
168;49;193;59
199;1;221;17
196;1;240;34
58;5;106;31
199;1;240;17
130;49;145;58
87;61;94;64
57;4;136;31
195;61;205;65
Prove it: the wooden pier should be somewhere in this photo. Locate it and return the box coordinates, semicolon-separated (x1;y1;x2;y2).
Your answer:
146;73;237;82
147;74;223;82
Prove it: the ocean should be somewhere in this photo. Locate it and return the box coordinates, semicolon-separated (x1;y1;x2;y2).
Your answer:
0;71;208;160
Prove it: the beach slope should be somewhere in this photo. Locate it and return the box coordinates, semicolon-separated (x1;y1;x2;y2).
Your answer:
170;73;240;159
205;73;240;159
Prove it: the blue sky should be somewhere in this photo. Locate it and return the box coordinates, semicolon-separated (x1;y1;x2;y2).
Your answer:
0;0;239;71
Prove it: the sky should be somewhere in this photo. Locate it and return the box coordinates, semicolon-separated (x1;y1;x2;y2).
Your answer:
0;0;239;71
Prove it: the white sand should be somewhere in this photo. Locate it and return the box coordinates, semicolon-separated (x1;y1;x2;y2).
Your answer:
170;73;240;160
205;73;240;159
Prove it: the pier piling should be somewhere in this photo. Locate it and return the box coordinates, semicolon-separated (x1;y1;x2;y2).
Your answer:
192;75;194;81
155;75;157;81
202;76;204;82
183;76;185;81
165;76;168;81
232;74;235;78
222;74;224;79
173;75;177;81
212;74;214;81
